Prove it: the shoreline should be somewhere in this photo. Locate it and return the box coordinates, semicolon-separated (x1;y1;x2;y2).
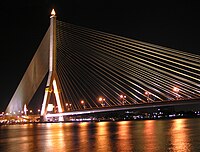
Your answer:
1;115;200;126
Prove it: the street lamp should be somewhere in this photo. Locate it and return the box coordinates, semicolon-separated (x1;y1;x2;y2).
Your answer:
120;95;126;105
145;91;151;102
81;100;86;109
173;86;180;100
99;97;105;107
66;103;72;111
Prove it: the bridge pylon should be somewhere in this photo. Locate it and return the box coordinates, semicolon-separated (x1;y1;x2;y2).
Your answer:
40;9;64;121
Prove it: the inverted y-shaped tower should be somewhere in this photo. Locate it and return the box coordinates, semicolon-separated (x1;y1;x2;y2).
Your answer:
40;9;64;121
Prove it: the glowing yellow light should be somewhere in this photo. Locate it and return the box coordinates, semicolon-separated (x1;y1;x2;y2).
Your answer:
51;9;56;16
120;95;126;98
99;97;102;102
173;87;180;93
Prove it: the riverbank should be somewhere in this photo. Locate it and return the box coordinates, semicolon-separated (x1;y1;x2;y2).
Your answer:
1;113;200;126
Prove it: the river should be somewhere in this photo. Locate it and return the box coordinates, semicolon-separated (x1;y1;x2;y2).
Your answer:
1;118;200;152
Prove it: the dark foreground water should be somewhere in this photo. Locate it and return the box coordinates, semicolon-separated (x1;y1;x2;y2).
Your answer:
1;118;200;152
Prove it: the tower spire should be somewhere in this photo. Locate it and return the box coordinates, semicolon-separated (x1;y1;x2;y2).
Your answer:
40;9;64;121
51;9;56;16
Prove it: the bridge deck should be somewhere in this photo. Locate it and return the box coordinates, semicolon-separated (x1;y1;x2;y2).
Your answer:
46;98;200;117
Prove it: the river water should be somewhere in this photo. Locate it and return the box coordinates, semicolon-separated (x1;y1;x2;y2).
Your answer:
1;118;200;152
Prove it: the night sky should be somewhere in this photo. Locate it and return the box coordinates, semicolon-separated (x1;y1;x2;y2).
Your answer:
0;1;200;112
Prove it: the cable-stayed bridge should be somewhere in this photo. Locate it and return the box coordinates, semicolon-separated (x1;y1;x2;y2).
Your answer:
6;10;200;121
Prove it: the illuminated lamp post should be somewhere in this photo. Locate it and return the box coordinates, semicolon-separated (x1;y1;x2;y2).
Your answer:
145;91;151;103
81;100;86;109
99;97;106;107
173;87;180;100
69;104;72;110
66;103;69;111
66;103;72;111
120;95;126;105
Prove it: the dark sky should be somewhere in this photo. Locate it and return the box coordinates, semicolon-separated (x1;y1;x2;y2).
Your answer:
0;0;200;112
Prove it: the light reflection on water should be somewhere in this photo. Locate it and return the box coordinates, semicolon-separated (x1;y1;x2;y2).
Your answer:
96;122;111;151
169;119;191;152
143;120;157;152
1;118;200;152
116;121;132;151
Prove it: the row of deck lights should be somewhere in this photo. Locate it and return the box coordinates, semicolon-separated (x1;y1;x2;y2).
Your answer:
1;87;181;115
70;87;181;109
67;87;180;110
79;95;126;109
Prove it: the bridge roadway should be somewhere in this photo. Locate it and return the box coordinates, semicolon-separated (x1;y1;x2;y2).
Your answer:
46;98;200;118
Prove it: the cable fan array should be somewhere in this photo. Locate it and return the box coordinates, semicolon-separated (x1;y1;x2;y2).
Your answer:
56;20;200;110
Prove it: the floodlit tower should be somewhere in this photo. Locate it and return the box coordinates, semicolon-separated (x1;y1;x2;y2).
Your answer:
40;9;64;121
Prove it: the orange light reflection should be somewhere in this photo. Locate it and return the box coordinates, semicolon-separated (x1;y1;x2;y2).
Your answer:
143;120;157;152
116;121;132;151
96;122;112;151
170;119;191;152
